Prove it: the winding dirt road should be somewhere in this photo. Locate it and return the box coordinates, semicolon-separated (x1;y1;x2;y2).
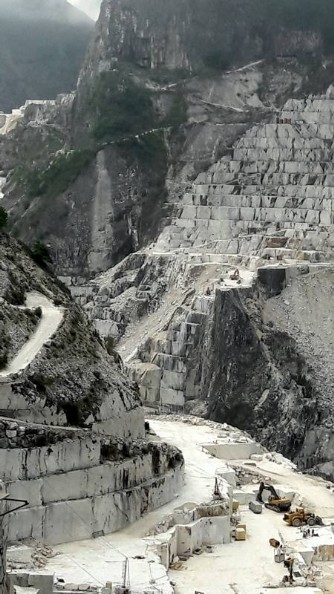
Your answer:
0;291;63;376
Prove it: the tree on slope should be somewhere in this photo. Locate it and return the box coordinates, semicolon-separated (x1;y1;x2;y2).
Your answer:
0;207;8;230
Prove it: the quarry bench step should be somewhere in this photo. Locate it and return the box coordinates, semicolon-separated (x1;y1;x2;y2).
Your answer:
180;195;334;210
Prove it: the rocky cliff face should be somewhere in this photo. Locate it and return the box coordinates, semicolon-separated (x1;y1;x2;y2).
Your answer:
78;0;325;84
71;85;334;481
2;0;334;278
197;267;334;481
0;519;7;593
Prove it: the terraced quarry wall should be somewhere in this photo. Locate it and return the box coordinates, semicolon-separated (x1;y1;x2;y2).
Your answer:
0;418;184;545
70;86;334;480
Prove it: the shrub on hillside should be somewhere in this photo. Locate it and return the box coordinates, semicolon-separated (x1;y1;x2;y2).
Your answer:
0;207;8;230
91;71;156;141
31;241;52;267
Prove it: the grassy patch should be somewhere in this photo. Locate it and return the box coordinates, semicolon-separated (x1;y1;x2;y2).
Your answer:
26;150;95;198
11;150;95;199
91;71;157;141
116;132;167;166
202;51;231;71
164;93;188;128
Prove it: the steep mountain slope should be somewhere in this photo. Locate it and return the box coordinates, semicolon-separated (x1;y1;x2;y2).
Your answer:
0;0;93;112
0;232;143;438
0;232;184;546
3;0;334;277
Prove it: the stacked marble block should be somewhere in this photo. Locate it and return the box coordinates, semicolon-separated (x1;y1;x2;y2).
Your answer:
158;91;334;263
127;295;213;408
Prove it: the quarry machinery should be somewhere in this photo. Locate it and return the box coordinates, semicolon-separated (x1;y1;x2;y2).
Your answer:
283;508;323;527
256;482;292;512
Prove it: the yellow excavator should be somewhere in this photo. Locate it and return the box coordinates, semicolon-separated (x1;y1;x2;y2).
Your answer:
256;482;292;512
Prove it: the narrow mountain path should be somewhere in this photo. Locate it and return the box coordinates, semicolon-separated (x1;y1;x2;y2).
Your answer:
225;59;264;74
0;292;63;376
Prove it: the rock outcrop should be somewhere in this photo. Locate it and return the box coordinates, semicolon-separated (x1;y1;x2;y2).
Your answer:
77;0;325;86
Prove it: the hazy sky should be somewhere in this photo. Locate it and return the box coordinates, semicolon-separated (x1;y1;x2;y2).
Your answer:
0;0;97;23
69;0;101;20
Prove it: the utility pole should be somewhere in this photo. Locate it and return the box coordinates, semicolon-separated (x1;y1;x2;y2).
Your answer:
121;557;130;590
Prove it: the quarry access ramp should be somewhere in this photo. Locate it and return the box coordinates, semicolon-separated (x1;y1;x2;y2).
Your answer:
0;291;63;377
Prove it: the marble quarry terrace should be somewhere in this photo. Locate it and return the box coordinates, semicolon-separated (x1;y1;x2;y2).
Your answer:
4;416;334;594
72;85;334;425
0;416;184;545
3;73;334;594
157;89;334;262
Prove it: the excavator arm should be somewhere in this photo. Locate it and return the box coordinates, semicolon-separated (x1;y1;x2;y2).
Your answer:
256;482;280;503
256;482;291;512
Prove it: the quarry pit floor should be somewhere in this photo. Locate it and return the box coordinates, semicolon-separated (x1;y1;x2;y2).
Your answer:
8;417;334;594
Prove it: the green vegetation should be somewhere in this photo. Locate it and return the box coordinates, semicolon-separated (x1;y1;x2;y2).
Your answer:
91;70;188;142
31;241;52;267
188;0;334;73
25;150;95;199
11;67;188;210
148;67;189;85
91;71;157;141
203;51;231;71
0;207;8;230
0;353;8;371
104;334;123;366
11;66;189;204
5;271;26;306
33;306;42;319
164;94;188;128
117;131;167;166
29;373;55;394
11;149;94;200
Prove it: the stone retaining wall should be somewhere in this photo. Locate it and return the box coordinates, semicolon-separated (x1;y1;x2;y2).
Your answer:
0;421;184;545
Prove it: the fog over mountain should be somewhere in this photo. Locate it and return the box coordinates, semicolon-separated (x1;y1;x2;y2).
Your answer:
0;0;93;112
69;0;101;20
0;0;92;22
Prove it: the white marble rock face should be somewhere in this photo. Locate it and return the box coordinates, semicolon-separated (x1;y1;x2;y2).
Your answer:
155;93;334;260
77;88;334;417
